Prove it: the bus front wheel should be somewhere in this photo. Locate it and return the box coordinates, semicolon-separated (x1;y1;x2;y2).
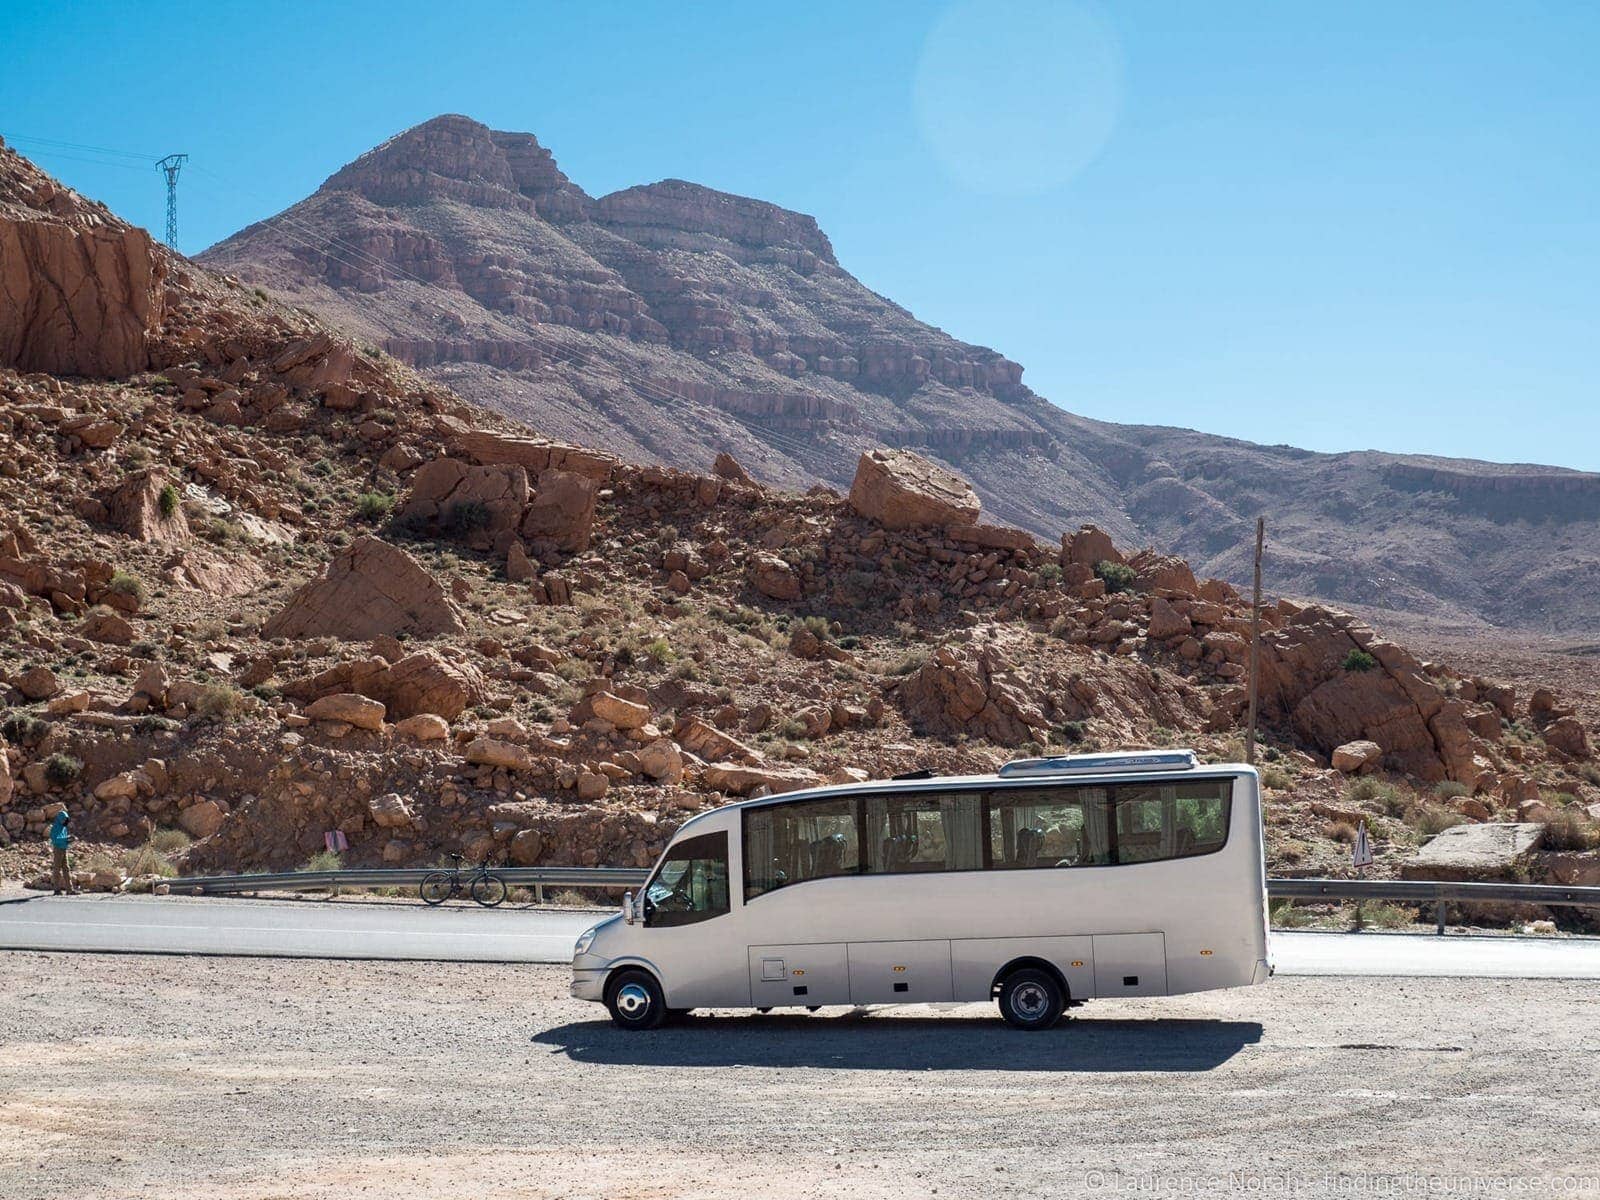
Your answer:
998;968;1065;1031
605;968;666;1031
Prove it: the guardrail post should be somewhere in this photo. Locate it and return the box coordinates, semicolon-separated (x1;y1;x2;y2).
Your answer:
536;883;545;906
1435;898;1446;936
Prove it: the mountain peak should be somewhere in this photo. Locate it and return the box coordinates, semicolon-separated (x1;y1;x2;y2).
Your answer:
318;114;591;220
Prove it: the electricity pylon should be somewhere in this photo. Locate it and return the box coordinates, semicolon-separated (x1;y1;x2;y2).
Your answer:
155;153;188;247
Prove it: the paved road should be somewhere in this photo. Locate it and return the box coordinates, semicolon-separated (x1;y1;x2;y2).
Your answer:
3;892;1599;976
0;893;599;962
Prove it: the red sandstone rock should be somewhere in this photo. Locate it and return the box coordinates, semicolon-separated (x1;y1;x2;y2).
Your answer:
263;537;464;641
848;449;981;530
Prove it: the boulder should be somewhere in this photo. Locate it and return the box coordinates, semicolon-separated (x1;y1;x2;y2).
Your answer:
131;662;170;708
16;666;60;701
702;762;824;797
576;770;609;801
102;470;189;543
262;537;464;641
0;752;11;810
397;458;528;548
394;713;450;741
637;737;684;783
591;691;651;730
675;717;762;765
367;792;416;830
304;693;386;731
465;737;533;771
749;552;801;601
1128;551;1198;595
847;449;980;529
81;608;135;645
93;772;142;802
1331;740;1383;773
1545;716;1591;759
1400;822;1544;882
378;651;484;721
178;799;225;840
509;827;543;866
712;452;755;485
46;691;92;716
520;469;599;554
506;541;537;583
452;430;617;481
1061;524;1123;568
1146;597;1193;641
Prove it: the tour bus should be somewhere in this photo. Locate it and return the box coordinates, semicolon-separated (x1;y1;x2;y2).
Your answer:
570;750;1270;1030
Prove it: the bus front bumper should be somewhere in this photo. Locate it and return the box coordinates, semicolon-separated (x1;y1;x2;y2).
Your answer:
570;967;607;1002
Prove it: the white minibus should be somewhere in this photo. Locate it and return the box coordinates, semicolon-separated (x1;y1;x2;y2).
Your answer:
570;750;1271;1030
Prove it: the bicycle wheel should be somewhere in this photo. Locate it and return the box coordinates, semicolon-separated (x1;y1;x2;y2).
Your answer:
471;873;508;908
420;872;454;906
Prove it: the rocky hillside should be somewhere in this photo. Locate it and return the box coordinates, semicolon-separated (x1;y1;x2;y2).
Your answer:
3;138;1597;906
198;114;1600;636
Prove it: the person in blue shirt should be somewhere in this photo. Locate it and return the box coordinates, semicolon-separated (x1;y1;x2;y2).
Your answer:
49;809;74;895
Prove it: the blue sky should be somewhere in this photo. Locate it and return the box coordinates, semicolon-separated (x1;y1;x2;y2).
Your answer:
4;0;1595;470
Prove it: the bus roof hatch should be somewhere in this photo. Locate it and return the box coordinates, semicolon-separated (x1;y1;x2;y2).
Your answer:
997;750;1200;778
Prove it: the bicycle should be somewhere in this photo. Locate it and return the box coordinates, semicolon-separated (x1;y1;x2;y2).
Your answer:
419;855;508;908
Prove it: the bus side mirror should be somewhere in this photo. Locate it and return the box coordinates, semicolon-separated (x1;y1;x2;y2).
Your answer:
622;891;635;925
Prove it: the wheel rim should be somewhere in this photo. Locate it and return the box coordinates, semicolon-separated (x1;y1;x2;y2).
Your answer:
1012;981;1051;1020
616;982;653;1020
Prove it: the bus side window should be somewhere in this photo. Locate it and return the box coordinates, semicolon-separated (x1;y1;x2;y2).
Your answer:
1107;780;1233;863
743;797;861;900
863;793;982;874
988;787;1108;869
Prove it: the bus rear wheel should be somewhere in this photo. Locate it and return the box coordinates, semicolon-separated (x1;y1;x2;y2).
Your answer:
605;968;666;1031
998;968;1065;1031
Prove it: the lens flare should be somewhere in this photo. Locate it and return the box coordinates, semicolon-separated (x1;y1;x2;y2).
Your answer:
914;0;1123;196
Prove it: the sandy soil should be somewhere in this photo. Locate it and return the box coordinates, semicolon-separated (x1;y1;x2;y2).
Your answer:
1;953;1597;1199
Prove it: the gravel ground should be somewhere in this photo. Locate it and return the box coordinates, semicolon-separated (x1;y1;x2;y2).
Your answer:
2;953;1598;1199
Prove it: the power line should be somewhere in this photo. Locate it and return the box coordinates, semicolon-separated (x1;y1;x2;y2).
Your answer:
7;133;163;161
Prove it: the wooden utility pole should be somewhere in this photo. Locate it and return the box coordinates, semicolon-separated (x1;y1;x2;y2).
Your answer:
1245;517;1265;765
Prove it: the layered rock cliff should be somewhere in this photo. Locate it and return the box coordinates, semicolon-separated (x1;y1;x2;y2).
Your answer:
200;115;1600;634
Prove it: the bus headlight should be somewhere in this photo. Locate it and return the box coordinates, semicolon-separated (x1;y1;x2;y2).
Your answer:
573;926;598;957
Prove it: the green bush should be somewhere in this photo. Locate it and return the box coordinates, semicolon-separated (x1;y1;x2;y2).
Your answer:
2;712;49;746
1094;560;1138;594
121;841;179;879
1543;810;1600;852
301;849;343;873
356;491;394;522
1406;801;1466;836
44;753;82;786
147;828;192;856
194;685;248;721
1433;781;1470;799
1343;648;1377;673
107;570;146;603
442;500;491;536
1260;765;1294;791
157;483;180;519
1347;776;1408;816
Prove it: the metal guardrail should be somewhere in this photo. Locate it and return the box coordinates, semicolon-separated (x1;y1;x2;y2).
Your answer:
161;868;1600;933
163;866;649;905
1267;877;1600;934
